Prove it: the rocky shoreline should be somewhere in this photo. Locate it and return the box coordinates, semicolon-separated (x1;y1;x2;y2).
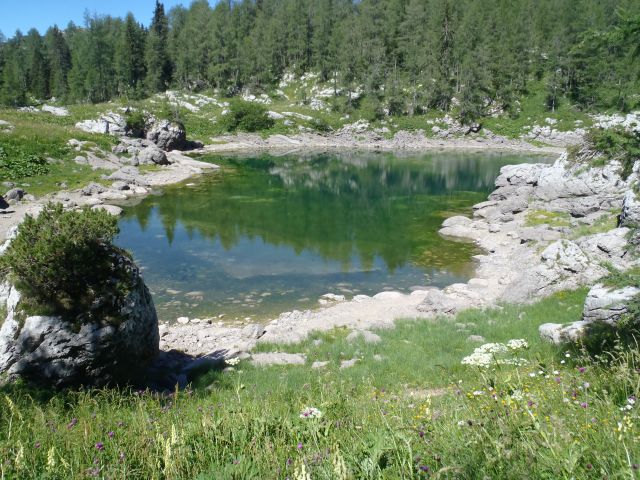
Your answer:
158;143;639;368
2;128;638;377
197;129;566;156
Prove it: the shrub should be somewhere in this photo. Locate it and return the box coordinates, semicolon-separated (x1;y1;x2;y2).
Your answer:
219;100;274;132
0;146;50;179
308;117;332;133
585;126;640;179
0;204;130;322
124;110;147;137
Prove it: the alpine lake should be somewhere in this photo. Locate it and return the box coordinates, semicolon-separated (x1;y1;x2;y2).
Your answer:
116;150;553;323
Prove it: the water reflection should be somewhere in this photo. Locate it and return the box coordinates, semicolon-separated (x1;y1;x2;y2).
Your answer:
117;151;551;321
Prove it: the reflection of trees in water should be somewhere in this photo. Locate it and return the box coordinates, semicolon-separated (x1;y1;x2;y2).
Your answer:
122;152;544;273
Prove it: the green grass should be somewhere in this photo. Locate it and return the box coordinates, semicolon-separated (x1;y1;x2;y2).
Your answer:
0;108;116;195
525;209;572;228
483;81;593;139
571;212;620;239
6;289;640;479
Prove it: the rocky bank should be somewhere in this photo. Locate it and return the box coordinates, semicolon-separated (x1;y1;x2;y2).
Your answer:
158;146;639;364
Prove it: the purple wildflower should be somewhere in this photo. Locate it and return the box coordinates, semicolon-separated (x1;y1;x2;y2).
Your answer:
297;442;303;450
108;431;115;439
67;418;78;430
95;442;105;451
578;367;586;373
580;402;588;409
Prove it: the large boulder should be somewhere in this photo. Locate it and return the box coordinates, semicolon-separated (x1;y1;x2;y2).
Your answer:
582;283;640;325
146;119;187;151
540;283;640;345
4;188;25;202
137;145;169;165
0;253;159;387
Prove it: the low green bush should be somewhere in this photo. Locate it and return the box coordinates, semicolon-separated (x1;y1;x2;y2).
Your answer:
0;145;50;180
0;204;130;322
124;110;147;137
586;126;640;179
219;100;274;133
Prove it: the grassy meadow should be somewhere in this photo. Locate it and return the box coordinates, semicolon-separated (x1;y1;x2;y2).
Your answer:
2;289;640;479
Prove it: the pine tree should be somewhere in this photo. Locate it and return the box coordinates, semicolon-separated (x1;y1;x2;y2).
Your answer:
115;13;146;97
44;26;72;100
25;29;50;99
146;1;172;93
0;32;28;106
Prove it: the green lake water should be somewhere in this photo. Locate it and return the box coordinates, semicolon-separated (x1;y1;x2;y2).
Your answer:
116;151;552;322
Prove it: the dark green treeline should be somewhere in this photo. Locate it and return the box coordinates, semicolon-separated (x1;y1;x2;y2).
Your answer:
0;0;639;120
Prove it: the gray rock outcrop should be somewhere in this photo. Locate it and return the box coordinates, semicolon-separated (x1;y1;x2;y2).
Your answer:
0;253;159;387
620;190;640;228
76;112;127;136
539;283;640;345
146;119;187;151
137;145;169;165
582;284;640;324
4;188;25;202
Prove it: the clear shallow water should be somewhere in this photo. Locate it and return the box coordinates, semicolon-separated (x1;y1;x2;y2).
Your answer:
116;151;551;322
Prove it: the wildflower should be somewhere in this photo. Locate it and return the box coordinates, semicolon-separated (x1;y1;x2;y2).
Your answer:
67;418;78;429
510;390;524;401
553;370;559;375
15;441;24;470
108;431;115;439
119;452;125;463
226;357;241;366
297;442;304;450
418;431;425;438
457;421;466;427
580;402;588;409
46;447;56;471
34;442;41;449
578;367;586;373
560;360;566;364
529;373;536;378
507;339;529;350
332;447;349;480
555;377;562;383
294;460;311;480
565;353;571;358
299;407;323;419
472;390;485;396
629;397;636;405
95;442;105;451
583;382;590;389
419;465;430;472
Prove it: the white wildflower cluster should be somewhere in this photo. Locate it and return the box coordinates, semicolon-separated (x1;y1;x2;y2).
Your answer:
461;351;494;368
225;357;241;366
461;339;530;368
509;389;525;401
620;396;637;412
300;407;323;419
506;339;529;351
